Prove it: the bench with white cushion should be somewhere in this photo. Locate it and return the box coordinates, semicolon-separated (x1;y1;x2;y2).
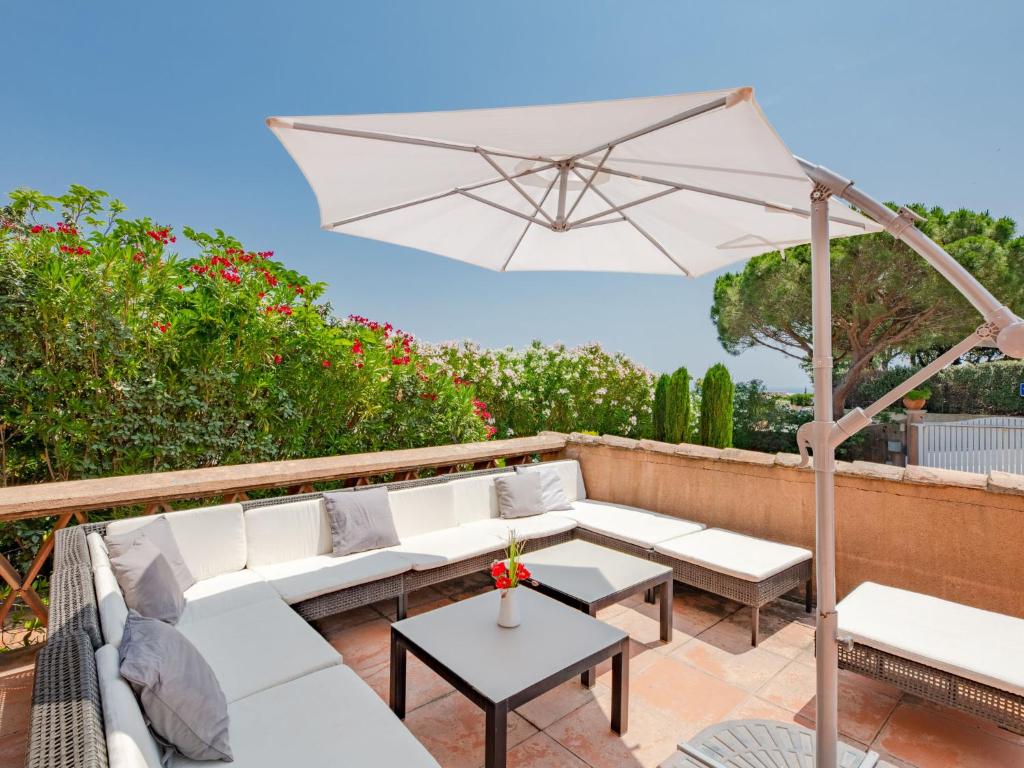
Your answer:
653;528;812;645
837;581;1024;733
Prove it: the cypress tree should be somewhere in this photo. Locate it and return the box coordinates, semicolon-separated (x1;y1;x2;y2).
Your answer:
664;367;691;443
652;374;670;441
699;363;734;448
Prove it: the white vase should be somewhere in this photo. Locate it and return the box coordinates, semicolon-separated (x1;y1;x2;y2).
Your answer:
497;588;521;628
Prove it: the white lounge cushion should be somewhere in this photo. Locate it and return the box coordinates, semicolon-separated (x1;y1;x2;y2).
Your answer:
87;532;111;571
390;527;506;570
388;482;458;538
252;550;410;605
178;598;342;702
563;500;704;549
449;474;503;524
93;565;129;648
95;644;164;768
106;504;246;581
461;513;576;543
169;665;439;768
654;528;811;582
244;498;331;568
517;459;587;502
178;569;278;625
837;581;1024;697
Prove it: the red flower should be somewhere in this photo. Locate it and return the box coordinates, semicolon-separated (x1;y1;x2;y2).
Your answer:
354;362;364;369
352;340;363;355
515;564;531;580
490;561;507;578
152;321;169;334
273;354;283;365
485;425;498;439
132;252;145;263
177;284;183;290
322;360;331;368
495;576;511;590
30;224;43;234
293;285;304;295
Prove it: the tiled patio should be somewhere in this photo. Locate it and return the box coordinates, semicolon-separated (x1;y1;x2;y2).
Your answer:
2;575;1022;768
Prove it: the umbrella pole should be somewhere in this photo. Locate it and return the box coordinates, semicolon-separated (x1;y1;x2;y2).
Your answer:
810;185;839;768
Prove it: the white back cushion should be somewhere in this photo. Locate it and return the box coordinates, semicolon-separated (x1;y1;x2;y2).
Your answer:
388;483;457;539
450;475;502;524
244;498;331;568
95;644;164;768
517;459;586;502
93;563;128;648
87;531;111;571
105;504;246;581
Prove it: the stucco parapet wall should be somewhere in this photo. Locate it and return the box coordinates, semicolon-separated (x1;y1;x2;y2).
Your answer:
564;433;1024;496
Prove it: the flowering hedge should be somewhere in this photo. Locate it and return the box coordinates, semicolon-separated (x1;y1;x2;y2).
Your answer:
0;186;488;491
425;340;655;439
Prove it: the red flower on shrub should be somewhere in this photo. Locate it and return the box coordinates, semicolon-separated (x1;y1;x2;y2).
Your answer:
485;425;497;438
354;362;364;369
152;321;170;334
273;354;283;364
30;224;43;234
132;251;145;263
352;340;363;355
322;360;331;368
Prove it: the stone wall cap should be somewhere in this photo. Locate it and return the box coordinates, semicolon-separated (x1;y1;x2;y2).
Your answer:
988;470;1024;496
636;439;681;456
675;443;725;460
774;452;811;469
904;464;988;489
600;434;640;450
845;461;906;482
566;432;601;445
720;448;775;465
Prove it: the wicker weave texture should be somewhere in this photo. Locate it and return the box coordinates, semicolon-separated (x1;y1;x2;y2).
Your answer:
26;632;108;768
573;528;654;560
653;552;811;608
293;574;404;622
47;563;102;650
839;642;1024;735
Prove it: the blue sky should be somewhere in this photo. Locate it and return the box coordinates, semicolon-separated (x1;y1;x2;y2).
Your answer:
4;2;1022;390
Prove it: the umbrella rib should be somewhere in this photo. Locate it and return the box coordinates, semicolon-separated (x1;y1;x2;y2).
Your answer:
565;147;613;222
576;162;870;229
457;190;552;228
501;173;560;272
568;187;681;228
570;168;691;277
274;119;555;164
323;162;557;229
569;95;728;162
475;149;557;226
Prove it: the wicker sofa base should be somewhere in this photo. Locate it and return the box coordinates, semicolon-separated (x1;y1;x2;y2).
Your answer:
839;641;1024;735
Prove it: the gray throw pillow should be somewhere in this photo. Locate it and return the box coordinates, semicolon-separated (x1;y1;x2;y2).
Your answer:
119;611;232;762
108;538;185;624
324;487;401;556
527;466;573;511
105;517;195;593
494;473;545;519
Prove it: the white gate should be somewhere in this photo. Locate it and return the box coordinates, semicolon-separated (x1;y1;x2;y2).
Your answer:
914;416;1024;474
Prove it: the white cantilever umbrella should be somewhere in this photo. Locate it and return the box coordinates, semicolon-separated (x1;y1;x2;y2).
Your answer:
268;87;1024;768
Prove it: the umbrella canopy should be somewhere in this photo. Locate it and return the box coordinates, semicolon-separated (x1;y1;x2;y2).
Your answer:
268;87;880;277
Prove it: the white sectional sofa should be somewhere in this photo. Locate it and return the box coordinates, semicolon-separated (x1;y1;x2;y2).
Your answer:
32;459;814;768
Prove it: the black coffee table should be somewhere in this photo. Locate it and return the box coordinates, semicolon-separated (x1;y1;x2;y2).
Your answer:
518;539;673;685
390;588;629;768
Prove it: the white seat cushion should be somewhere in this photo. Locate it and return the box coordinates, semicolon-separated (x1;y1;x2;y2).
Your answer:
389;527;506;571
95;644;164;768
563;500;704;549
179;570;278;625
388;482;458;538
460;513;576;543
654;528;811;582
105;504;246;581
169;665;439;768
244;498;331;568
251;550;410;605
837;582;1024;697
178;598;341;702
517;459;586;501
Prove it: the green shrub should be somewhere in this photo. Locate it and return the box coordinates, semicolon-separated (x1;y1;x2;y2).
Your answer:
733;380;810;454
850;360;1024;414
663;367;692;443
787;392;813;407
699;363;734;448
652;374;670;441
425;340;654;439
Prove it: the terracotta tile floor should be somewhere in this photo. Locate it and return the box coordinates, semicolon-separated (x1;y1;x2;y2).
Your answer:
2;577;1022;768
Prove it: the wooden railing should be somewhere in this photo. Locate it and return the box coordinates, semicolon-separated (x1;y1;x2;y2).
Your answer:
0;434;567;629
